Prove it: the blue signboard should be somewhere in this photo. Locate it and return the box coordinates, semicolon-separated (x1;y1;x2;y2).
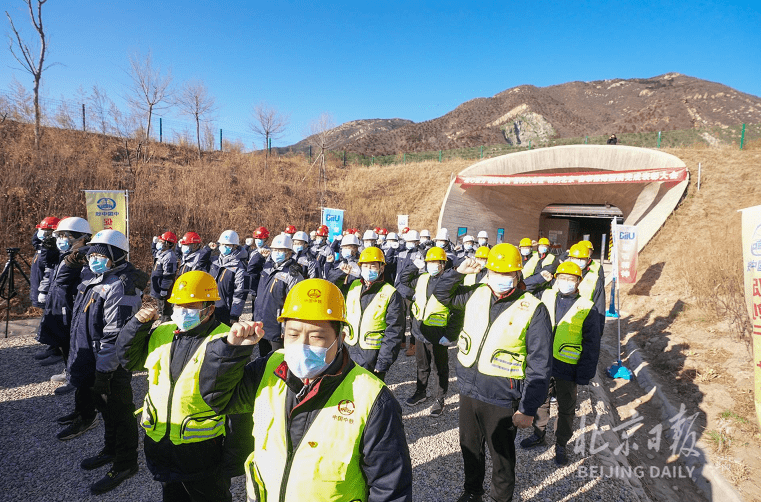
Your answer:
497;228;505;244
322;208;344;243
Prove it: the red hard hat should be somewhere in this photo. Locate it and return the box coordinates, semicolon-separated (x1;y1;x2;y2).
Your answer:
402;226;410;234
37;216;61;230
378;228;388;235
316;225;329;237
179;232;201;245
284;225;297;234
160;231;178;244
373;226;381;233
253;227;270;239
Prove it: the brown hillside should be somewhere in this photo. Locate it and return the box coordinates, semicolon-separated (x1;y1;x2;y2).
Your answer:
279;118;413;154
345;73;761;156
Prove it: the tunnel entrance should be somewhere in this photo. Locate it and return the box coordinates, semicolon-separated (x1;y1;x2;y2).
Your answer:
539;204;623;255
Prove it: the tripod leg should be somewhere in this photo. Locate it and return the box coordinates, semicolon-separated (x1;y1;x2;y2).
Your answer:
12;261;30;287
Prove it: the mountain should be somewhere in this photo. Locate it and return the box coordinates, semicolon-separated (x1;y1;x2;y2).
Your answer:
335;73;761;156
277;118;413;154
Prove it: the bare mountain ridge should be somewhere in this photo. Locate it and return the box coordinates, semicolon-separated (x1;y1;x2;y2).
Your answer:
327;74;761;156
278;118;413;154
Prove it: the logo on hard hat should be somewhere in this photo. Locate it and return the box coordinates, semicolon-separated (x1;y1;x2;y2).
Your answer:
177;281;187;290
338;399;355;416
307;289;322;299
751;224;761;257
96;198;117;210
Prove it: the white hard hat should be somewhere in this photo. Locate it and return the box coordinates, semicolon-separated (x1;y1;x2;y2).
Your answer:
293;231;310;242
218;230;240;245
271;233;293;250
387;232;398;241
477;230;489;239
463;235;475;243
89;229;129;252
405;230;421;242
55;217;92;235
420;229;431;238
362;229;378;240
435;228;450;241
245;237;254;246
342;234;361;247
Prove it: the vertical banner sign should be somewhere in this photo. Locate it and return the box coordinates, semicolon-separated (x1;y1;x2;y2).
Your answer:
397;215;409;234
616;225;638;283
321;208;344;243
496;228;505;244
739;205;761;429
84;190;128;236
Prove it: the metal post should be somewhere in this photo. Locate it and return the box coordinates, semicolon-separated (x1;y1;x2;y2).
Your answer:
480;145;484;158
697;162;702;191
82;104;86;131
309;146;312;163
438;150;442;163
585;135;588;144
657;131;661;148
159;118;163;143
124;189;130;262
268;137;272;154
600;233;607;263
219;129;222;151
403;153;406;164
343;150;346;167
371;156;374;165
740;123;746;150
528;140;532;150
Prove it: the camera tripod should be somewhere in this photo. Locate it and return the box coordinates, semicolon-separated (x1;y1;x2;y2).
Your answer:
0;248;31;338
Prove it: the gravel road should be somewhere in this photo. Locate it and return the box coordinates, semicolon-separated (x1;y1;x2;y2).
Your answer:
0;310;647;501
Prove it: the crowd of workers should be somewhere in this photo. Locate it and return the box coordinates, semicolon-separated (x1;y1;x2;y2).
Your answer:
28;215;605;502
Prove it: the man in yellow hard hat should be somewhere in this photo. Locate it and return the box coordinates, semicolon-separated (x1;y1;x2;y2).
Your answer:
335;247;404;381
433;244;552;502
523;237;559;295
520;262;602;467
518;237;534;268
397;247;456;417
567;243;606;327
199;278;413;502
117;271;234;500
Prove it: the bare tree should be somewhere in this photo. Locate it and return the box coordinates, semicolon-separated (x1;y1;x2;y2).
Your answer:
307;112;335;208
249;102;289;163
175;80;217;159
6;0;51;147
125;51;172;142
88;84;115;135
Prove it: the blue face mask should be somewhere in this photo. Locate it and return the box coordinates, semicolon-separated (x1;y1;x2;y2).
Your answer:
181;245;191;255
488;273;515;294
405;242;416;250
341;248;354;259
426;263;441;276
219;244;233;256
171;306;205;332
293;244;305;253
156;241;164;251
361;268;379;282
254;239;264;248
272;250;287;263
464;243;474;251
37;229;47;240
436;241;447;248
284;339;337;380
88;256;110;275
56;237;71;252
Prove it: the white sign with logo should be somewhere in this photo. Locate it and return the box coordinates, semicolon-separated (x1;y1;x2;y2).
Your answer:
397;215;409;234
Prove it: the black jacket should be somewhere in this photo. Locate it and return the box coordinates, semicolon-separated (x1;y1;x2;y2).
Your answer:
398;267;459;344
118;316;230;482
200;341;413;502
433;269;552;415
550;293;602;385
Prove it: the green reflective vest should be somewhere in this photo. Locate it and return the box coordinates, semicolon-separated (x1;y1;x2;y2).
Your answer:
245;351;385;502
524;252;556;277
577;260;601;302
411;274;449;327
140;322;229;445
457;285;541;379
540;289;593;365
345;281;396;349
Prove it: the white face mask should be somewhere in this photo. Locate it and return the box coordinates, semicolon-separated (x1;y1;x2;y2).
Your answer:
426;263;441;276
571;258;588;269
488;273;515;294
156;241;164;251
315;237;324;245
557;279;577;295
181;245;191;255
389;241;399;249
520;248;531;256
378;235;386;242
538;246;548;254
478;238;487;246
363;241;375;248
245;238;254;247
436;241;446;248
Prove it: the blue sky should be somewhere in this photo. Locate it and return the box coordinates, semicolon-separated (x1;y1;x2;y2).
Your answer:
3;0;759;147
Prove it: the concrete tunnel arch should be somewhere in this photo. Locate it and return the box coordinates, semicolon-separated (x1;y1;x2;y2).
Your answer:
437;145;689;253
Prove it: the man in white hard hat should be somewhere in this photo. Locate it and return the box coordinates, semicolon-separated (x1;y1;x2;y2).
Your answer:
210;230;249;326
477;230;490;249
325;234;362;283
433;228;457;265
419;229;432;251
361;229;379;251
292;230;318;279
457;235;477;263
252;233;304;356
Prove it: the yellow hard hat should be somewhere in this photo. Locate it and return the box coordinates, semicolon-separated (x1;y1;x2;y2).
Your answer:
538;237;550;246
277;278;348;323
475;246;490;259
486;243;522;273
168;271;221;304
580;240;594;251
358;246;386;265
425;247;447;262
555;261;583;278
519;238;532;247
569;243;591;259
